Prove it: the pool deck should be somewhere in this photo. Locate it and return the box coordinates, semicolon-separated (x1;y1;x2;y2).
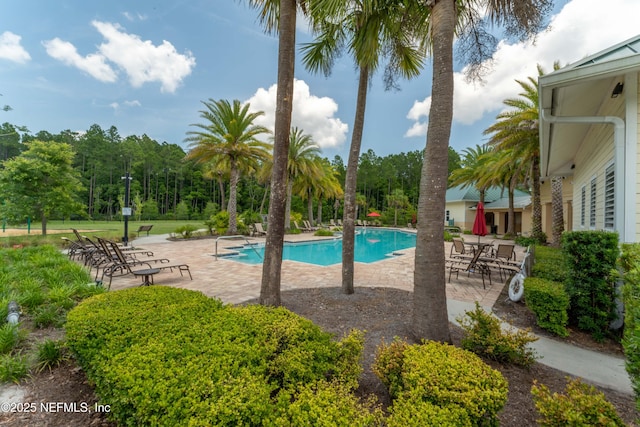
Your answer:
106;230;517;308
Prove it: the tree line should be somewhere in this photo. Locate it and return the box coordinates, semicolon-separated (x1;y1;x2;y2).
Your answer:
0;120;462;229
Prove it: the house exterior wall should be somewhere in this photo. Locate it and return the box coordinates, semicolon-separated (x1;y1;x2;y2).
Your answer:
445;201;474;231
540;178;574;236
635;74;640;242
572;100;622;233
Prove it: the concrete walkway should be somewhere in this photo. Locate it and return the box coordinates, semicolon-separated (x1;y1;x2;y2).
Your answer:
112;233;634;395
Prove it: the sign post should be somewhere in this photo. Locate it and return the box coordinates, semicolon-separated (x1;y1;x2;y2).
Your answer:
122;172;132;246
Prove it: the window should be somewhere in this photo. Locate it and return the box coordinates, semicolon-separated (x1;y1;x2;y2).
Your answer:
580;186;586;227
445;210;450;221
604;164;615;230
589;177;596;228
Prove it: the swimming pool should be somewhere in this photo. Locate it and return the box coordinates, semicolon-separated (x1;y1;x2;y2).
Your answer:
226;228;416;266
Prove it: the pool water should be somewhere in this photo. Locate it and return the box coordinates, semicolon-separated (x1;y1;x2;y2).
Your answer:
227;228;416;266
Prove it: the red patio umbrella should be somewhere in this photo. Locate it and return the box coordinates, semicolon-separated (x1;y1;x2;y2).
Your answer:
367;212;381;217
472;202;487;242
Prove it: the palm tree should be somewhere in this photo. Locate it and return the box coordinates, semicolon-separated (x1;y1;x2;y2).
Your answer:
283;128;322;229
484;63;560;242
355;193;367;221
412;0;552;343
476;147;527;238
185;99;271;235
551;176;564;246
303;0;426;294
448;144;492;203
387;188;409;226
248;0;302;306
296;157;343;226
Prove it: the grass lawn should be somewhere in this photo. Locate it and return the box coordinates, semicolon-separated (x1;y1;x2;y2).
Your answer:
0;219;207;247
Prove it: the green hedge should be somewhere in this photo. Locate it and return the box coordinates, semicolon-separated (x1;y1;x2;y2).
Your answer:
531;245;569;283
620;243;640;409
66;287;368;426
561;231;620;341
532;378;625;426
374;339;508;426
523;277;570;337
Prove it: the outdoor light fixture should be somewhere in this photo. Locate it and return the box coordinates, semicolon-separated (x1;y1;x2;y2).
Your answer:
6;301;20;324
611;82;624;98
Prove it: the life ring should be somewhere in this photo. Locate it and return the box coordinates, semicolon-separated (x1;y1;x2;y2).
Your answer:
508;273;525;302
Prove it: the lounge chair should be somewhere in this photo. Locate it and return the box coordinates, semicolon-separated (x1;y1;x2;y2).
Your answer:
252;223;267;237
449;239;472;260
303;220;318;231
293;220;310;232
99;238;191;288
447;248;493;289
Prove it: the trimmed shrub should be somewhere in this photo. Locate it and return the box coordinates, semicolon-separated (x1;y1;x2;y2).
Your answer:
458;302;539;367
386;394;472;427
532;245;569;283
314;228;335;237
66;287;366;426
620;243;640;408
273;381;383;426
523;277;570;337
173;224;199;238
374;339;508;426
562;231;620;341
531;378;625;426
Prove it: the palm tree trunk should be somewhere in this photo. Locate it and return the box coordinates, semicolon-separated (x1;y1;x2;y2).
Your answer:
412;0;454;344
260;0;296;307
218;177;226;211
531;155;543;240
551;176;564;246
308;190;315;226
228;162;239;234
342;66;370;295
285;178;293;230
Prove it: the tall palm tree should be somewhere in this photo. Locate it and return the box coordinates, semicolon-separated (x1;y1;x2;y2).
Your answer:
248;0;303;306
412;0;552;343
448;144;492;203
284;128;322;229
387;188;409;226
185;99;271;234
551;176;564;246
476;147;527;238
304;0;427;295
484;63;560;242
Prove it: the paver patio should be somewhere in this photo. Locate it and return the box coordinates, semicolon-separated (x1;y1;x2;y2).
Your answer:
106;231;518;307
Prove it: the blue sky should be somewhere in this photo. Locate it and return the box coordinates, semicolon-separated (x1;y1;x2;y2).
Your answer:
1;0;640;161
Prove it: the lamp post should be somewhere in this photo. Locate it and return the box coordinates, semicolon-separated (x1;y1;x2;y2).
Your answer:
122;172;132;246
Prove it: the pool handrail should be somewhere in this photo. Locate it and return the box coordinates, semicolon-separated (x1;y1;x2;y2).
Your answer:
214;235;262;261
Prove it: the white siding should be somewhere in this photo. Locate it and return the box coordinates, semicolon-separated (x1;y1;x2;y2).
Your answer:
572;100;623;232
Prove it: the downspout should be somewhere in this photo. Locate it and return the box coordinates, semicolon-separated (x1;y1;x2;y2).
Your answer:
541;109;626;241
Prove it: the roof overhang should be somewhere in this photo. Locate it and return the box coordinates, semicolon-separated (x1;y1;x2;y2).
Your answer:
539;36;640;178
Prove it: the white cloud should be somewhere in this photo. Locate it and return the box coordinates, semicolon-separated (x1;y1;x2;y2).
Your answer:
0;31;31;63
123;12;148;22
43;37;117;82
110;99;142;111
245;79;349;149
43;20;196;93
405;0;640;137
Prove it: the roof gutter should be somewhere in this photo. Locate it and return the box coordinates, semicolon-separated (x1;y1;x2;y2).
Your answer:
540;109;626;241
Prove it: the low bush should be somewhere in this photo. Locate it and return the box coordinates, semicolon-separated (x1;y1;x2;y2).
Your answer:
66;287;366;426
457;302;539;367
0;353;30;383
532;245;569;283
35;339;69;372
523;277;570;337
374;338;508;426
314;228;335;237
531;377;625;426
620;243;640;408
386;393;472;427
562;231;620;341
273;380;383;426
173;223;199;238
